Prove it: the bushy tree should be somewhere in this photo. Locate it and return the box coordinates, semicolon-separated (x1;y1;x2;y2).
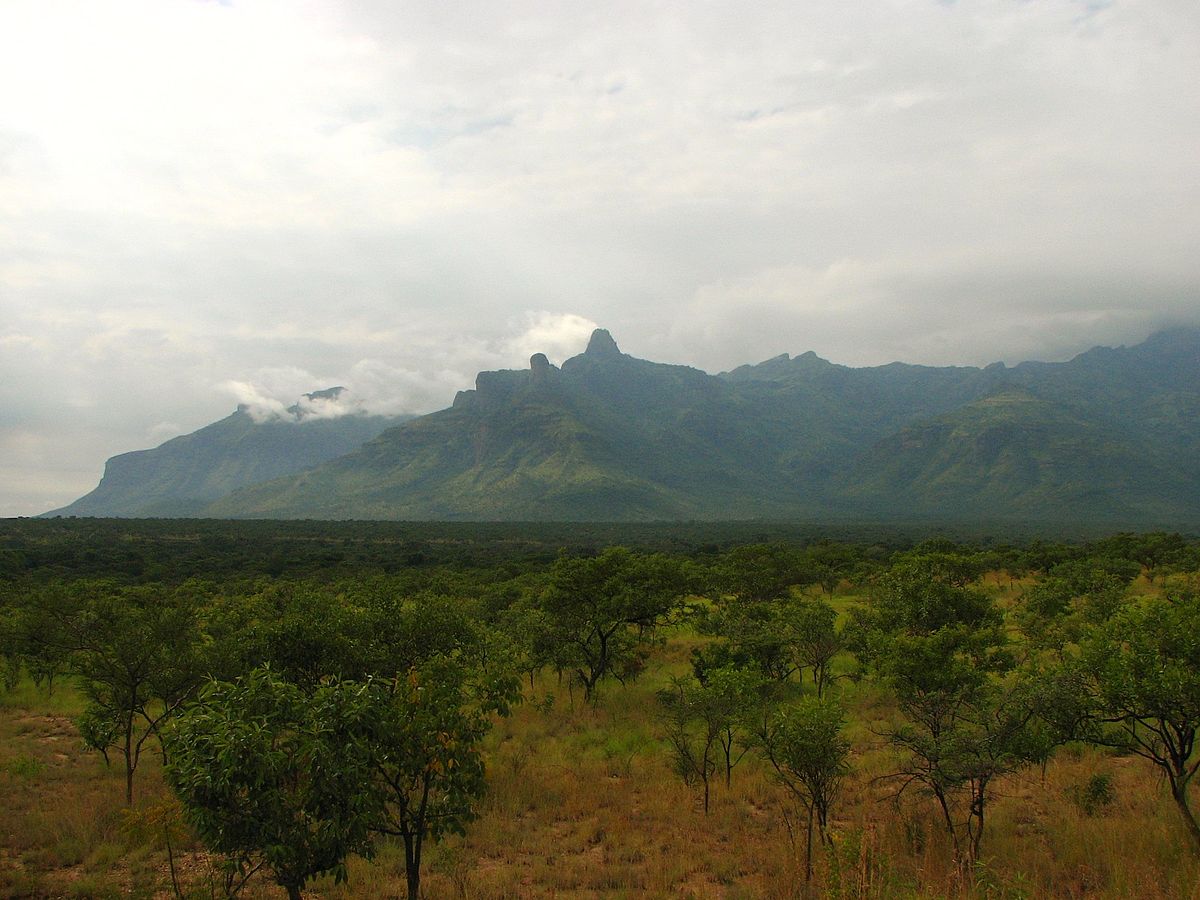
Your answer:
538;547;695;701
697;598;796;682
756;696;850;882
28;582;206;804
879;633;1044;863
713;543;813;603
852;560;1042;864
350;656;518;900
1074;591;1200;850
164;668;376;899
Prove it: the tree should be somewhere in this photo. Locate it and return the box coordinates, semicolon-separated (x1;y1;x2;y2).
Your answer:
0;593;22;692
657;676;721;814
756;696;850;882
1014;577;1079;655
350;655;518;900
539;548;694;701
893;541;989;587
704;664;766;787
782;597;843;698
714;543;813;604
30;582;205;804
171;587;516;900
164;668;376;899
1075;591;1200;851
851;560;1040;865
699;597;796;683
658;665;763;813
878;633;1042;864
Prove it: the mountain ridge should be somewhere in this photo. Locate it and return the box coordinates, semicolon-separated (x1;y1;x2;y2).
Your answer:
47;396;410;518
198;327;1200;526
48;327;1200;526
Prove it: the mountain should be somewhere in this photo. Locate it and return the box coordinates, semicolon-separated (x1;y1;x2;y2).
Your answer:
841;391;1198;523
202;327;1200;526
206;332;799;520
47;389;409;517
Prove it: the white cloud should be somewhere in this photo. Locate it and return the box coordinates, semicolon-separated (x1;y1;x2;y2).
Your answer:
1;0;1198;515
503;312;598;365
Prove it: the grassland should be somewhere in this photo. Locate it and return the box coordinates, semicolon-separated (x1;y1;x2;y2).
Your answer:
3;575;1200;899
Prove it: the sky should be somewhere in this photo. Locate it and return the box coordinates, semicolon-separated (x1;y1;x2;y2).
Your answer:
2;0;1198;516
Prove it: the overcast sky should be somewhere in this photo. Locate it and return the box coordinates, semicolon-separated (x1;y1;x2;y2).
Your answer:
2;0;1198;516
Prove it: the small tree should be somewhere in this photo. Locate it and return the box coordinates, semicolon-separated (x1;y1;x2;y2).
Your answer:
704;664;765;787
539;548;694;702
783;597;843;698
1076;592;1200;851
657;676;721;814
352;656;518;900
164;668;376;899
756;696;850;882
32;583;206;804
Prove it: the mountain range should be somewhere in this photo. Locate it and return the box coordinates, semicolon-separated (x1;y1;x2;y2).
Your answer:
49;328;1200;526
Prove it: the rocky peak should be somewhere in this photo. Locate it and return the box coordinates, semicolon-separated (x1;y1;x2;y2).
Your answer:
530;352;558;386
585;328;621;358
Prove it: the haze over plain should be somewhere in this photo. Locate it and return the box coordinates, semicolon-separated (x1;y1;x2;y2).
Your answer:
2;0;1198;516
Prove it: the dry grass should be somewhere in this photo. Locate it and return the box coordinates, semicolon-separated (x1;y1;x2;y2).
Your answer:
3;627;1200;898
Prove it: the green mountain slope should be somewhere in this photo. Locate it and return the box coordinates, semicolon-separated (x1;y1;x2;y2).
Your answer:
208;333;816;520
841;391;1199;523
206;327;1200;525
48;390;407;517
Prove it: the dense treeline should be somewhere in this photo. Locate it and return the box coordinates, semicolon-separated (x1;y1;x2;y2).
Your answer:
4;517;1179;584
1;526;1199;896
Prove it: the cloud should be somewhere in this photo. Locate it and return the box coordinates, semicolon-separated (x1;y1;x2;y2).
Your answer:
503;312;599;365
1;0;1198;514
217;311;599;423
671;250;1200;369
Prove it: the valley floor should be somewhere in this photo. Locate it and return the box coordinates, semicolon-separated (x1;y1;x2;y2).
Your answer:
3;612;1199;899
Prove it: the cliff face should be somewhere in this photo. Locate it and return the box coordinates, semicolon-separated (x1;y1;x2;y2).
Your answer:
48;398;408;518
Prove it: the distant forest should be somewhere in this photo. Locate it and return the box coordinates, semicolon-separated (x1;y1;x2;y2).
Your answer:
5;517;1185;583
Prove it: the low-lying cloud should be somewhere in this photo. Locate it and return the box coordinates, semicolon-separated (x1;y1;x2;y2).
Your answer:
218;311;601;424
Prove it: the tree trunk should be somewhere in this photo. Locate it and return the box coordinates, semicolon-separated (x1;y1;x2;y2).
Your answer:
124;708;135;805
804;804;814;883
403;832;422;900
933;786;961;862
969;788;985;864
285;885;303;900
1169;779;1200;852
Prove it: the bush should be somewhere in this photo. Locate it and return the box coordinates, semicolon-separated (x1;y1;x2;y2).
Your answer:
1066;772;1115;816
